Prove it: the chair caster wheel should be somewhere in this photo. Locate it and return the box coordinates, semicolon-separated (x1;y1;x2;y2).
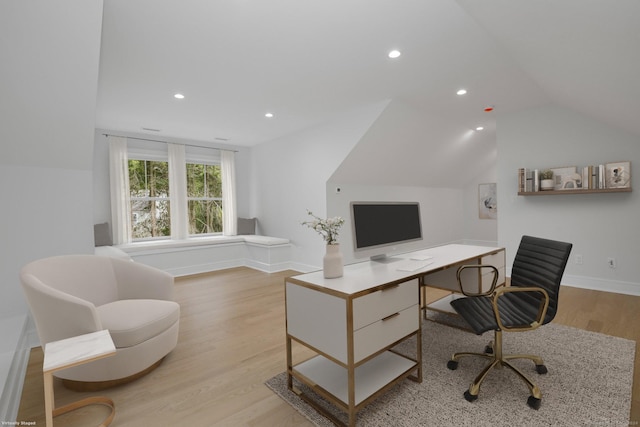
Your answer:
535;364;548;374
527;396;541;410
464;390;478;402
484;345;493;354
447;360;458;370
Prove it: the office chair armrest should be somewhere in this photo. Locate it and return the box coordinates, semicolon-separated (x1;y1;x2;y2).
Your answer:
491;286;550;332
455;264;499;297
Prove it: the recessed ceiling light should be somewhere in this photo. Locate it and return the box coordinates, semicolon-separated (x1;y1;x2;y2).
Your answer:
388;50;401;59
265;112;274;118
475;126;484;131
174;93;185;99
456;89;467;96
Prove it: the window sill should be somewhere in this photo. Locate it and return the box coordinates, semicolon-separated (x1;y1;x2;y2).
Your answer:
116;235;289;253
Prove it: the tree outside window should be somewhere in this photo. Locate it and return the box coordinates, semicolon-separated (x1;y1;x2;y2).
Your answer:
187;163;223;234
128;160;171;239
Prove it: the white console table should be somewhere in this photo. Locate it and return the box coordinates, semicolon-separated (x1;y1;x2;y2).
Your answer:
284;243;504;426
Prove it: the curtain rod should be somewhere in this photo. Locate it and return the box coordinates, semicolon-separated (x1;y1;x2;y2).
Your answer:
102;133;238;152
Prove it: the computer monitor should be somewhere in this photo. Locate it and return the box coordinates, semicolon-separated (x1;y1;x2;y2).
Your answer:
350;201;423;261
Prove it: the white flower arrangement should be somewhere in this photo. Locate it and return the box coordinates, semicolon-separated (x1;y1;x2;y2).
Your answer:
302;210;345;245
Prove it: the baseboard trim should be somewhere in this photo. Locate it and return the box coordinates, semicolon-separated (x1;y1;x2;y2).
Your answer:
562;274;640;296
0;315;30;424
506;268;640;296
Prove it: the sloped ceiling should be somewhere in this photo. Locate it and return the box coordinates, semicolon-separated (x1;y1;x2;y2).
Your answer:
458;0;640;140
95;0;640;187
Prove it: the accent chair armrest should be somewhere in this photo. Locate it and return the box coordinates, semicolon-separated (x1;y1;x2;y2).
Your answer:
455;264;499;297
21;273;102;345
111;258;175;301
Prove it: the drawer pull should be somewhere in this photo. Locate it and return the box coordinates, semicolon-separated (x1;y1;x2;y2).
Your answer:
382;284;400;292
381;312;400;321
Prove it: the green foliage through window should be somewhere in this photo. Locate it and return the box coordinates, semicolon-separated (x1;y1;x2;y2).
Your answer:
128;160;171;239
187;163;223;234
127;159;224;239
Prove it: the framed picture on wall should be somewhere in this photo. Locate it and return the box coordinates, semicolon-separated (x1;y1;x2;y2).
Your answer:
478;183;497;220
605;161;631;188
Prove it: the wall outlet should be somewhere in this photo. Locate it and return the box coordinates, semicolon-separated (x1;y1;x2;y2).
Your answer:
607;257;617;268
575;254;583;265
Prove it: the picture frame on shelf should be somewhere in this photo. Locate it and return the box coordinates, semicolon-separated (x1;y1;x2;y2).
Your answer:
605;161;631;188
550;166;580;190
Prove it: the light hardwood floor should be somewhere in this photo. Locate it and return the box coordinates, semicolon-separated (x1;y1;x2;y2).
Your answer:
17;267;639;426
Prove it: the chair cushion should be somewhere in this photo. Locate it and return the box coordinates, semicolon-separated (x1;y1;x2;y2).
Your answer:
97;299;180;348
451;293;541;335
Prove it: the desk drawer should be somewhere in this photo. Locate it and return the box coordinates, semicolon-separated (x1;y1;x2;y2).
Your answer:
352;279;418;330
481;252;505;291
353;304;418;363
481;252;505;269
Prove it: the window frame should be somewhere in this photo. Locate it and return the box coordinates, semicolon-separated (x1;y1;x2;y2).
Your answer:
186;161;223;237
125;142;225;242
128;155;172;242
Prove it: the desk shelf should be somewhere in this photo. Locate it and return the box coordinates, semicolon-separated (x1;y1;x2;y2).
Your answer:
425;293;463;314
293;351;417;407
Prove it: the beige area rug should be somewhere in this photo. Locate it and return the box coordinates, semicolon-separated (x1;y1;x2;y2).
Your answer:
266;320;635;427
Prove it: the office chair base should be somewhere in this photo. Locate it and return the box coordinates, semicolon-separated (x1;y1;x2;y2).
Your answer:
447;349;547;410
527;396;541;410
464;390;478;402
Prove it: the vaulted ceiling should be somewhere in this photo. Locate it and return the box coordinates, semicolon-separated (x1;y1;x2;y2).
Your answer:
96;0;640;185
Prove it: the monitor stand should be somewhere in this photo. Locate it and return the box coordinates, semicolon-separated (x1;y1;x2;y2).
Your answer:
370;254;402;264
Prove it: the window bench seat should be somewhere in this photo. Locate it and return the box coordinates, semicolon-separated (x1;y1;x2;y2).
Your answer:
106;235;291;277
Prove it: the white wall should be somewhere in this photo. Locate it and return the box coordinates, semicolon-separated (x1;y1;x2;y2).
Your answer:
251;102;388;271
0;0;104;420
329;99;497;189
0;0;103;318
498;105;640;295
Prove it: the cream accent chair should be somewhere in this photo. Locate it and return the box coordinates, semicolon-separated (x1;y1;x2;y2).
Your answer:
21;255;180;389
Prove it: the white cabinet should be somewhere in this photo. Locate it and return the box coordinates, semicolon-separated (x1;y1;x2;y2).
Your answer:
286;277;421;427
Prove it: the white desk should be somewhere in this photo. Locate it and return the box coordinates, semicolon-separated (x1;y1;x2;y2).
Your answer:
285;243;504;427
43;330;116;427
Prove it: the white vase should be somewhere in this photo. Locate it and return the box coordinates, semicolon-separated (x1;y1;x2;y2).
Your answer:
540;179;555;190
323;244;343;279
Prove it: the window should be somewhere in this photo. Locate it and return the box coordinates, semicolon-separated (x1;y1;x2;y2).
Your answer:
129;159;171;239
127;158;225;240
186;163;223;235
110;136;235;244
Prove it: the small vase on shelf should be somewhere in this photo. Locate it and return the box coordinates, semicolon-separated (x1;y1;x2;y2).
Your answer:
323;243;344;279
539;170;555;191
